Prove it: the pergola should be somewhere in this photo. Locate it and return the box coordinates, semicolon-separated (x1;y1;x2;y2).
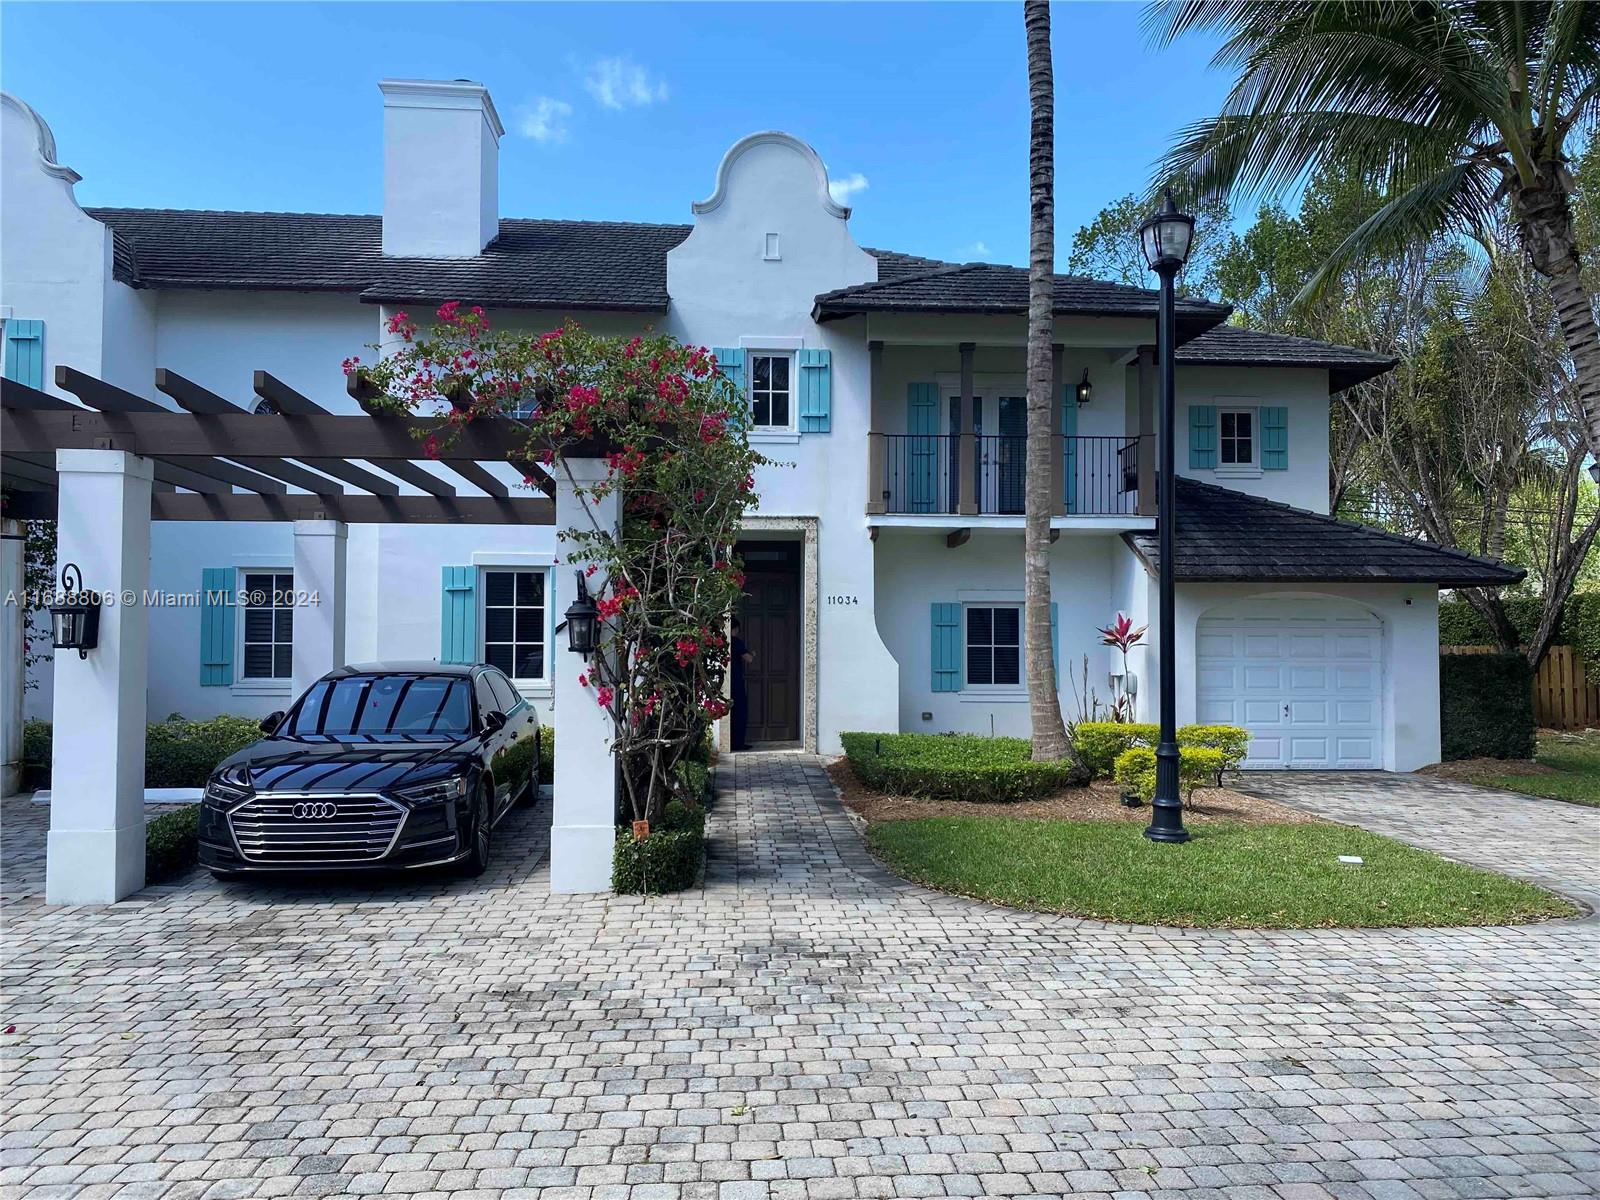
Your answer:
1;368;618;903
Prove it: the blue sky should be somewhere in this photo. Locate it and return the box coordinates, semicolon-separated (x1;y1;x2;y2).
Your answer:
2;2;1229;267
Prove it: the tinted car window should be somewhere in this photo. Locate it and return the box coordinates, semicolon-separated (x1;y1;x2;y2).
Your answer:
288;674;472;738
487;671;521;715
474;674;501;720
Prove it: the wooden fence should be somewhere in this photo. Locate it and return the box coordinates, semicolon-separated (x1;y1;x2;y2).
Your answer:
1441;644;1600;729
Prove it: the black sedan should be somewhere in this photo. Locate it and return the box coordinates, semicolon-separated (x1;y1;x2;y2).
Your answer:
199;662;541;878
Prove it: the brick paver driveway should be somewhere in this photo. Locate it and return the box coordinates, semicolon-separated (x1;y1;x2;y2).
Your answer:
3;754;1598;1200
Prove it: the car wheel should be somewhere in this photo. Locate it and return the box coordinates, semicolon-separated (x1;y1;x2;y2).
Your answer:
459;782;494;877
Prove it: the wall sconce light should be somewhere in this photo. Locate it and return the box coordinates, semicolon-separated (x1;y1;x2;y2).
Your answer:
1075;369;1093;406
564;570;599;658
48;562;101;659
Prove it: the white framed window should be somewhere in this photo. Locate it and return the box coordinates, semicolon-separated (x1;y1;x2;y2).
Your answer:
1219;407;1256;467
749;352;794;431
238;570;293;681
480;567;547;682
965;604;1022;689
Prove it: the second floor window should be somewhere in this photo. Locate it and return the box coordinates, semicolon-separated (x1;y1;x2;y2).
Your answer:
240;571;293;680
750;353;792;430
1220;408;1255;466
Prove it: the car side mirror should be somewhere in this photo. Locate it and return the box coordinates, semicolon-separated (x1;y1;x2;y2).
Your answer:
259;711;285;734
482;710;507;734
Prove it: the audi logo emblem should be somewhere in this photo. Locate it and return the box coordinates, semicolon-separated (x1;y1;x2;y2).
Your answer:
291;801;339;820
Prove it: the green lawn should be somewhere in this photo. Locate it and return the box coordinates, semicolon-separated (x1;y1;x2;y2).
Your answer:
868;817;1576;928
1480;730;1600;806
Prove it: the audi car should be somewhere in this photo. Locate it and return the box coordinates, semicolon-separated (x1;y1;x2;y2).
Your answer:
199;662;540;879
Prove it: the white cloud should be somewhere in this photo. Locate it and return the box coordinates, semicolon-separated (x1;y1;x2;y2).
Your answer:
583;57;669;110
963;240;993;259
515;97;572;144
828;172;869;206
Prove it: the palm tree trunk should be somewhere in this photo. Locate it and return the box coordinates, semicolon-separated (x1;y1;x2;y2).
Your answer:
1023;0;1069;760
1514;179;1600;463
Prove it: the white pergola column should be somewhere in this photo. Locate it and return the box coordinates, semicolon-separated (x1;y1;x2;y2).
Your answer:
550;458;619;893
1;518;25;795
47;450;153;904
291;520;347;698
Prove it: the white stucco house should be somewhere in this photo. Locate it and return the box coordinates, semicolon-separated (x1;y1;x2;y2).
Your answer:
3;77;1520;786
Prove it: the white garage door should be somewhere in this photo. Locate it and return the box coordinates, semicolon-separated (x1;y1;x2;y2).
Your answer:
1196;601;1383;769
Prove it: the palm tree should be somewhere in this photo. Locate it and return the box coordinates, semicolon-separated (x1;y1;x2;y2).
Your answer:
1149;0;1600;466
1023;0;1071;760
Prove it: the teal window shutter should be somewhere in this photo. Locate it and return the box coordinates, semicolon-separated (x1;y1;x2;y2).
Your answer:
931;602;961;692
199;568;235;687
797;348;832;432
1049;602;1059;685
1261;406;1288;470
1060;393;1078;514
440;566;477;664
1189;405;1217;469
712;347;744;395
3;320;44;388
906;383;941;513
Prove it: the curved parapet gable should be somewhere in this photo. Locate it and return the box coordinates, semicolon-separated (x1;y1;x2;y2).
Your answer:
2;92;84;189
692;130;852;220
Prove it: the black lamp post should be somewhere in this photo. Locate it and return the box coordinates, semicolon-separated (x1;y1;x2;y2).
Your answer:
564;570;600;658
1138;192;1195;844
48;562;101;660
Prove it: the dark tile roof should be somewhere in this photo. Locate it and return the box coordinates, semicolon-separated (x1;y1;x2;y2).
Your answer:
811;261;1232;337
1123;478;1524;588
1176;325;1398;392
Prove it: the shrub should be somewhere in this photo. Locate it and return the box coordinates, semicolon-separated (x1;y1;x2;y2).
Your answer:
1438;592;1600;677
612;826;702;894
1073;723;1159;777
1440;653;1536;760
661;798;706;837
1176;725;1251;783
841;732;1086;802
145;716;261;788
20;715;260;790
145;806;199;884
677;760;711;804
1113;746;1225;804
539;727;555;786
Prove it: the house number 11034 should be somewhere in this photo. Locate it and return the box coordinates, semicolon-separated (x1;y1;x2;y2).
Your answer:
826;594;859;606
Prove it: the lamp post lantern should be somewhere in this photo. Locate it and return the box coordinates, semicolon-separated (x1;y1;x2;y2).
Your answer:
47;562;101;660
1138;192;1195;844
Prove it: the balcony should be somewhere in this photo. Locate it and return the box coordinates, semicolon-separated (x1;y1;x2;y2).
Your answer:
868;433;1153;518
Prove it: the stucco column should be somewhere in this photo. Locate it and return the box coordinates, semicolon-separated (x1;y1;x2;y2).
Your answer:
1136;347;1157;515
1;518;24;795
46;449;153;904
550;457;620;893
866;340;886;515
291;520;347;698
957;343;977;516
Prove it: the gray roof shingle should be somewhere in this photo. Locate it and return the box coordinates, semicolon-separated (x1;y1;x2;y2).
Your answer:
1175;325;1398;392
1124;478;1523;587
811;260;1231;337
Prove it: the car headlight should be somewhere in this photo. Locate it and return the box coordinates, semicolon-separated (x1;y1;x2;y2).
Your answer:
203;779;251;808
396;776;469;806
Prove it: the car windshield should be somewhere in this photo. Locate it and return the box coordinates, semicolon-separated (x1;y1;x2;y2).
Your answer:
284;674;473;740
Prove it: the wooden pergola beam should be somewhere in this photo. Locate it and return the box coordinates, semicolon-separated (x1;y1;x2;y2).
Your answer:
3;489;552;525
156;368;343;494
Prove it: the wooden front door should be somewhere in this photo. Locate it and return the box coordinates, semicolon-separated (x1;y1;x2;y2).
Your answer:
737;542;801;744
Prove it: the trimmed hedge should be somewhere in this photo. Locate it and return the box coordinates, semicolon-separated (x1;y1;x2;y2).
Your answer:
1073;723;1159;777
145;806;199;884
1176;725;1251;784
1439;593;1600;676
1113;746;1225;803
841;732;1087;802
1440;653;1536;760
21;715;260;791
612;799;705;895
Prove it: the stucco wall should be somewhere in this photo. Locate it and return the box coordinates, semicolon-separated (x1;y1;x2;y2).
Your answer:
1175;365;1332;513
873;531;1122;737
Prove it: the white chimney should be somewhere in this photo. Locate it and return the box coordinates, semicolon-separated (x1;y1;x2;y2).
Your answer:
379;78;503;257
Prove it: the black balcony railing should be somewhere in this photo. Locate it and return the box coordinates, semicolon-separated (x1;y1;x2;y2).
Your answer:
877;434;1142;516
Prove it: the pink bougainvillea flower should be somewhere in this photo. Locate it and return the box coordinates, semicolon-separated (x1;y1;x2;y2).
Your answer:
595;686;615;708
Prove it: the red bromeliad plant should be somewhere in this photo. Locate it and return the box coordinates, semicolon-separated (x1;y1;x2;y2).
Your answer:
349;307;765;826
